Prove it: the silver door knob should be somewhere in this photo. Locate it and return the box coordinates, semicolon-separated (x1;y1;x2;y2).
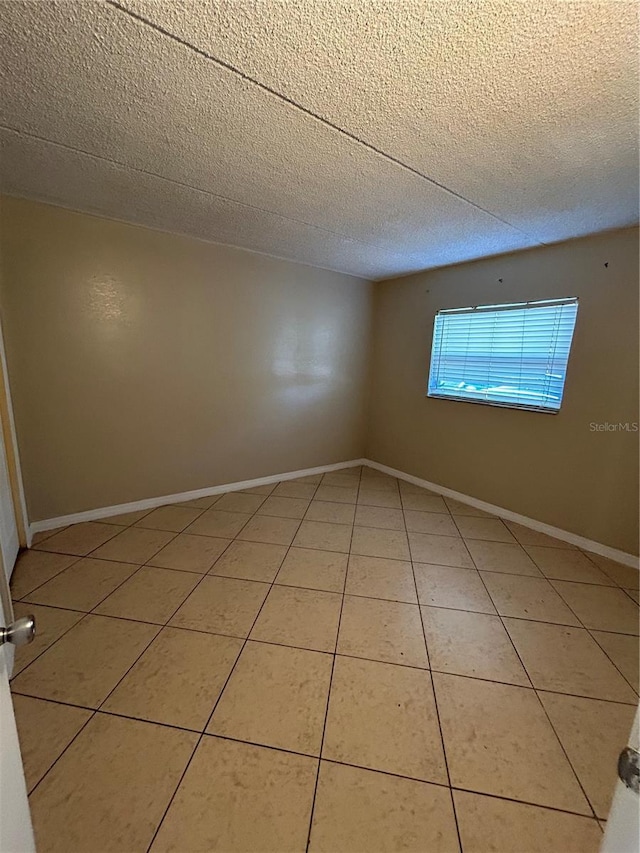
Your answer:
0;615;36;647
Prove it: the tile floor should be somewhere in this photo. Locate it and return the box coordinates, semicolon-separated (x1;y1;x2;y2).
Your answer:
9;466;639;852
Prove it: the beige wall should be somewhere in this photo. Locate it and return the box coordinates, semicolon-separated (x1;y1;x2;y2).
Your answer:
0;197;372;521
368;228;640;555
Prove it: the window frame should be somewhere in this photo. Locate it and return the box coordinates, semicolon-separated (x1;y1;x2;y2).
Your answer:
426;297;579;415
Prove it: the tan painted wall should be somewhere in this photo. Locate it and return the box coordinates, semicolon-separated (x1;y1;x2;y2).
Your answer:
0;197;372;521
368;228;640;555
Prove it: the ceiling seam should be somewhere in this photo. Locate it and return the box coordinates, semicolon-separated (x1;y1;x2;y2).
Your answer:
105;0;544;246
0;124;414;257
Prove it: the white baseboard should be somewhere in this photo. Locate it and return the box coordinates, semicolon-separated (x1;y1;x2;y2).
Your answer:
28;455;639;570
27;458;367;544
364;459;640;570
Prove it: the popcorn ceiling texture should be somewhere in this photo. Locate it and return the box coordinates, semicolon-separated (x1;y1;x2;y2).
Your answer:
0;0;637;278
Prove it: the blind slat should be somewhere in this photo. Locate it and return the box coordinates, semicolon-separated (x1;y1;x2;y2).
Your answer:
427;298;578;412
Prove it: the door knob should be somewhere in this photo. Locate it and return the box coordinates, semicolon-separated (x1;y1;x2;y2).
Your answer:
0;615;36;647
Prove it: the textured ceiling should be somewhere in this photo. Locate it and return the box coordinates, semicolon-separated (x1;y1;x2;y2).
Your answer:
0;1;637;279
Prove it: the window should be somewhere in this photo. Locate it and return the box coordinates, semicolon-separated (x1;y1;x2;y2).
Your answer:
427;298;579;413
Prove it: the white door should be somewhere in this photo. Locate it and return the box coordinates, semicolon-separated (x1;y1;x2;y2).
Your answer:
0;374;35;851
0;627;35;853
602;707;639;853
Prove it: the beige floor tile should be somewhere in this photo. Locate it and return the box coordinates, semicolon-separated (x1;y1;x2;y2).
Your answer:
94;566;201;624
314;484;358;504
444;498;495;518
210;492;262;514
30;713;196;853
504;520;577;549
91;527;174;564
257;495;310;519
361;473;398;487
103;627;242;730
408;532;473;567
345;554;417;603
10;550;79;600
351;526;410;560
413;564;497;614
272;480;317;499
322;471;360;488
237;514;300;546
310;762;459;853
238;483;277;496
152;737;316;852
503;619;637;702
275;547;348;593
33;522;125;556
101;509;154;525
338;595;428;668
23;558;138;611
11;615;159;708
583;554;640;590
591;630;639;692
357;487;402;508
480;572;580;624
465;539;542;576
401;492;448;513
31;526;68;546
208;641;332;754
305;499;355;524
453;790;602;853
147;533;230;573
251;585;342;652
184;508;252;538
403;510;459;537
323;656;447;782
134;504;202;532
13;695;92;792
209;539;287;582
539;692;636;818
552;580;639;634
170;575;269;637
434;673;589;812
293;520;352;553
526;546;615;584
354;505;405;531
422;607;529;685
11;603;84;677
174;494;221;508
455;516;516;543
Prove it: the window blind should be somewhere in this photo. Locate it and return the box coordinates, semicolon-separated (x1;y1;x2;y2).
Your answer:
427;298;579;412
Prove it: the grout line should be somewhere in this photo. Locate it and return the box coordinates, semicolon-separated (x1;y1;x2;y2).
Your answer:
13;654;637;714
143;472;330;852
304;465;361;851
16;687;603;824
450;514;600;822
105;0;541;244
28;522;637;591
586;628;640;697
400;485;464;853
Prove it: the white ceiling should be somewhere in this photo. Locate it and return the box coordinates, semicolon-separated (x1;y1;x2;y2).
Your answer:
0;1;637;280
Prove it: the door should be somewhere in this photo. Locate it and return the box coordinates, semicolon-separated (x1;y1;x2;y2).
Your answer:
0;350;35;850
602;707;639;853
0;616;35;853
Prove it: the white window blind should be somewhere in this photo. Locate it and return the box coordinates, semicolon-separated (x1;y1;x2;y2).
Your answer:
427;298;579;412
